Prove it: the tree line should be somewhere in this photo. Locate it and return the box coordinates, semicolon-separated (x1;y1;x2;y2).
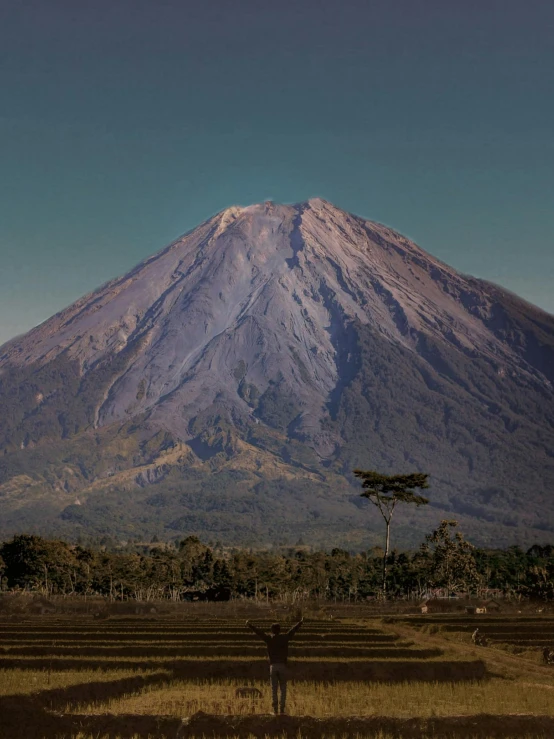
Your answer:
1;469;552;602
0;525;552;602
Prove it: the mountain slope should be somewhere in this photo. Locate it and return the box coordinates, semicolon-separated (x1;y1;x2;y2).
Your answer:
1;199;553;547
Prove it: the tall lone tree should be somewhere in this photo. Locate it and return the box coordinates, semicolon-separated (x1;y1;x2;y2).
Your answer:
353;469;429;598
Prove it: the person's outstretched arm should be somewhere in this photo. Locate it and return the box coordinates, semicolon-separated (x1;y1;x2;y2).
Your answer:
246;620;269;641
286;617;304;638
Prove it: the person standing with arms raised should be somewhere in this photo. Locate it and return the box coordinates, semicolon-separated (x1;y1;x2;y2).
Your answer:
246;617;303;715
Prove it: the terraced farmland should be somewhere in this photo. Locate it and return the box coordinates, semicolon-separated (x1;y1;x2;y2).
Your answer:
1;611;554;738
400;614;554;659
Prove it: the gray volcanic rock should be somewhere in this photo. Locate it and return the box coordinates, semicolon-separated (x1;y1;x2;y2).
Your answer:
1;199;553;546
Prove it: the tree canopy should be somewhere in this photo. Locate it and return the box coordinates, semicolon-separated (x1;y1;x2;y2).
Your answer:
353;469;429;597
0;532;553;601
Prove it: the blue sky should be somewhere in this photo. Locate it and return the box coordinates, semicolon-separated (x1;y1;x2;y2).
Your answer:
1;0;553;345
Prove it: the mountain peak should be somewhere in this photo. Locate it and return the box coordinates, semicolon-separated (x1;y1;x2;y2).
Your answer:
215;197;338;223
1;198;549;388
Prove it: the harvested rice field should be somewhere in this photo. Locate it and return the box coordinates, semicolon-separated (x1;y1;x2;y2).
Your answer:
81;676;554;718
399;614;554;660
0;668;163;697
1;608;554;738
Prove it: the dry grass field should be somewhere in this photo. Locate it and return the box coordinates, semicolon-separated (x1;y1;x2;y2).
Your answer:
0;668;163;697
1;604;554;738
82;676;554;717
398;614;554;664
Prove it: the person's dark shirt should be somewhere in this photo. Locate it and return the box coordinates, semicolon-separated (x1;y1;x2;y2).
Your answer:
247;621;303;664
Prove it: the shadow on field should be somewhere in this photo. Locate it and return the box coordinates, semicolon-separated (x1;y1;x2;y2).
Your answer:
0;658;152;670
0;674;171;739
0;660;489;738
174;712;554;738
168;659;487;682
0;696;180;739
0;671;170;713
3;709;554;739
0;631;393;642
0;645;440;659
0;658;483;681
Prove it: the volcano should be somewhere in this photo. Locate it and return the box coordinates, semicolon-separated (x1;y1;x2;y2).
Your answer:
1;199;553;547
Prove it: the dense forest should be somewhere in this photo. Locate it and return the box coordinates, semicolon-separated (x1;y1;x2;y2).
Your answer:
0;521;553;602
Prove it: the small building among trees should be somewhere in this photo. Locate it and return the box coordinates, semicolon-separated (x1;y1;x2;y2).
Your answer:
465;603;487;615
420;598;461;614
465;599;502;615
420;598;502;615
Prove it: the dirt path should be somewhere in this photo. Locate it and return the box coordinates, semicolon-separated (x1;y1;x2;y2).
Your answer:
376;618;554;686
